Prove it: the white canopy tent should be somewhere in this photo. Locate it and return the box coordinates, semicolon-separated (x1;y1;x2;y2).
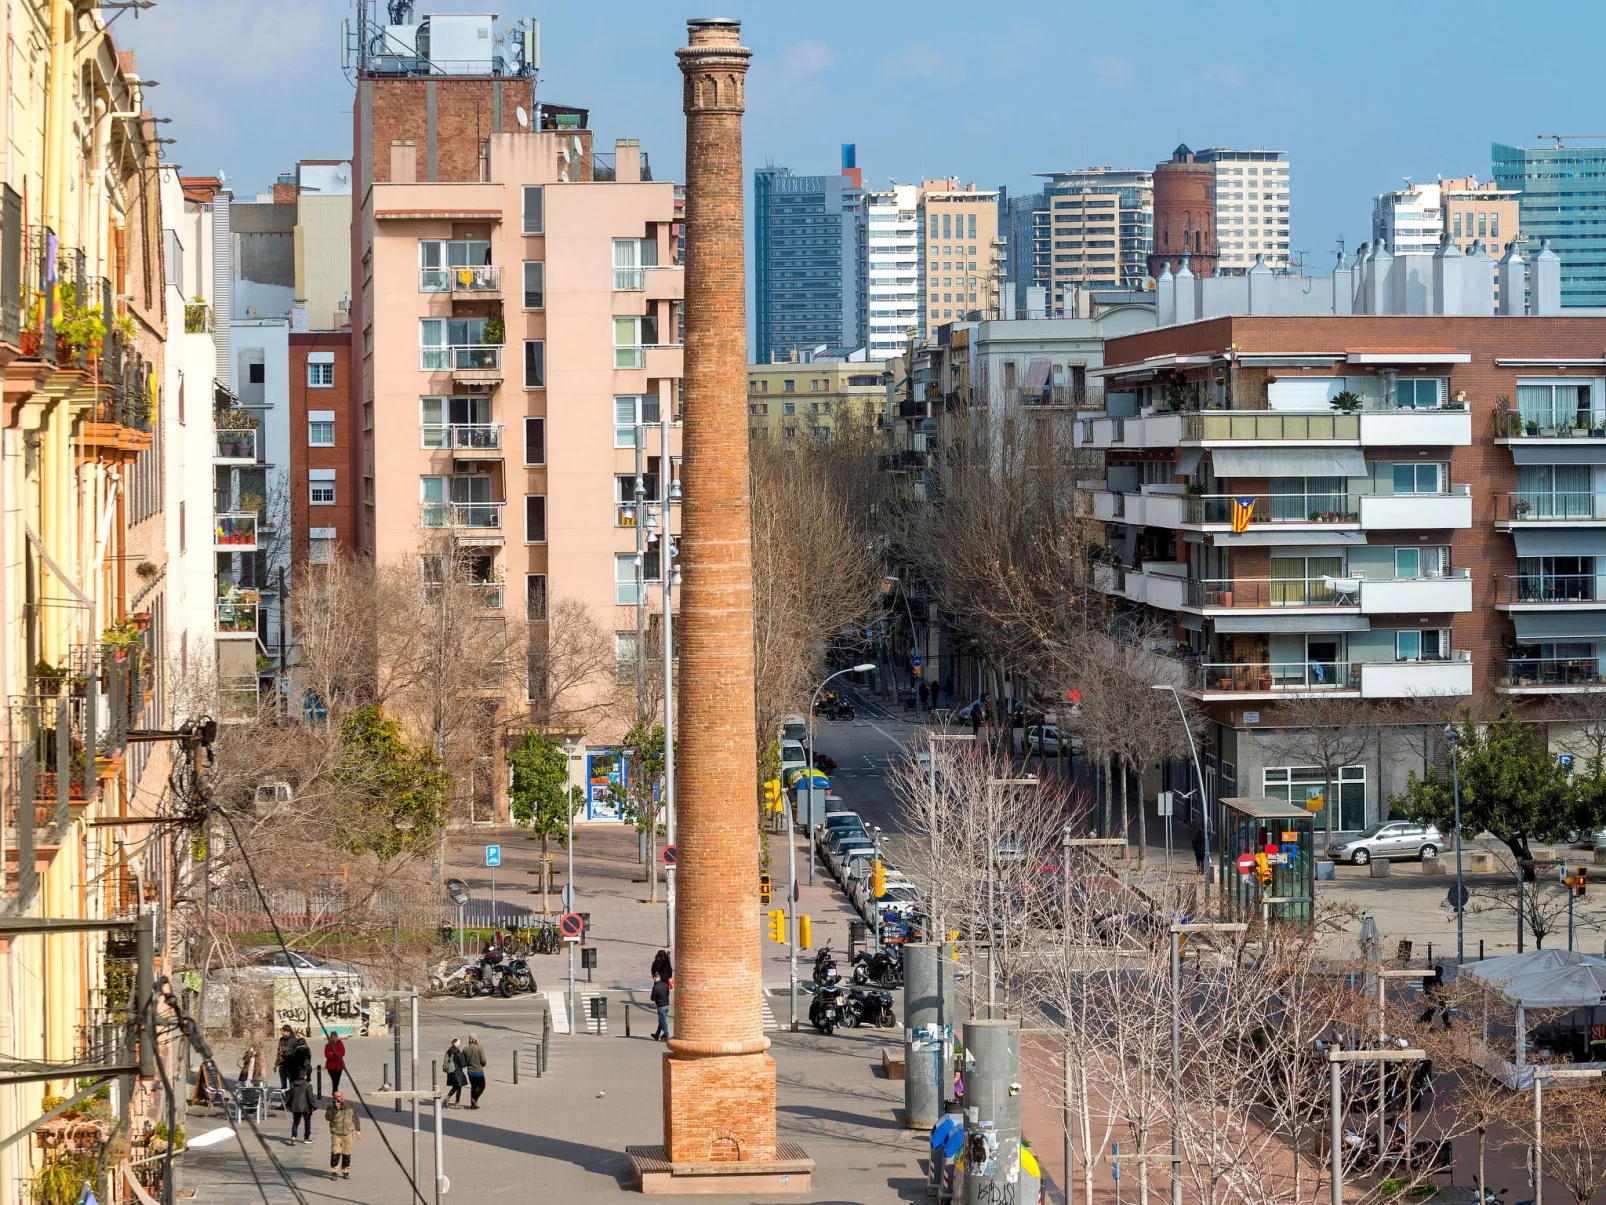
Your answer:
1461;950;1606;1067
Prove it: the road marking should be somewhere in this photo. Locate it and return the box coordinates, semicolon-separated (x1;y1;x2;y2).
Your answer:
544;989;570;1034
761;997;779;1030
868;720;900;745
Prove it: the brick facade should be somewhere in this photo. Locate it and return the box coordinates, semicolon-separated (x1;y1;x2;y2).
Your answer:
287;333;356;574
663;17;778;1166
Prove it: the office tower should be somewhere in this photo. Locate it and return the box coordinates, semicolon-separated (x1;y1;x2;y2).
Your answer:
1493;140;1606;306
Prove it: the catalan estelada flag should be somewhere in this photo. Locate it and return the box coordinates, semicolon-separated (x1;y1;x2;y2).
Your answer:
1231;496;1256;533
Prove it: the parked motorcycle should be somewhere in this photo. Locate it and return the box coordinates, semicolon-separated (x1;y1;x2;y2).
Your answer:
851;947;903;988
810;972;848;1035
499;957;537;997
844;986;896;1028
456;963;499;998
811;947;840;987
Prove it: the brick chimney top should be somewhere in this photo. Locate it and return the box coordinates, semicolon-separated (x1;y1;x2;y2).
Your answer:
686;17;741;43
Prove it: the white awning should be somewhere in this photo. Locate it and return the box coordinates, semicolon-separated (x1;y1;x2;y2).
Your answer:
1022;360;1052;393
1211;530;1367;547
1511;445;1606;465
1177;448;1203;475
1210;448;1367;477
1513;611;1606;641
1513;530;1606;556
1211;615;1371;633
1345;351;1471;365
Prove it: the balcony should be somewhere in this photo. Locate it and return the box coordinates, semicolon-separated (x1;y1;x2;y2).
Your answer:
420;502;505;530
184;301;211;333
1185;576;1359;612
422;424;504;454
1498;574;1606;608
1357;487;1473;530
419;265;503;295
1358;653;1472;699
214;512;259;551
1181;492;1360;530
614;268;645;291
421;344;503;383
1499;656;1606;692
214;428;259;464
1498;492;1606;527
1183;411;1359;443
1358;570;1473;614
1357;406;1471;446
215;596;260;635
1495;411;1606;443
644;265;684;300
1094;563;1186;609
1186;660;1359;698
644;343;684;378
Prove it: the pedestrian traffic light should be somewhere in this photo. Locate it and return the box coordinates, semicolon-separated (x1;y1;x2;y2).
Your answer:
871;858;887;899
1577;867;1589;898
760;874;772;905
798;915;812;949
766;909;786;943
762;778;782;813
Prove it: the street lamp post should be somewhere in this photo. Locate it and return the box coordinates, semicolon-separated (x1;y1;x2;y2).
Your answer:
1169;922;1247;1205
793;662;875;1030
1153;685;1209;898
1445;724;1464;964
1325;1048;1428;1205
1533;1066;1603;1205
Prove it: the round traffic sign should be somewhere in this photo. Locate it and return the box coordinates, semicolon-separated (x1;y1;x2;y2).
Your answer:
661;844;677;867
1447;883;1470;911
559;912;584;939
1235;853;1256;877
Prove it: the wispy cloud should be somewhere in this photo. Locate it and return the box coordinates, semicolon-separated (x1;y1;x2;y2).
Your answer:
747;39;836;118
886;42;946;79
1197;64;1246;87
1091;56;1132;86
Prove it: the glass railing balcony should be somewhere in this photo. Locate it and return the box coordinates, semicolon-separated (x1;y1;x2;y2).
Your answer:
1186;661;1359;693
1502;411;1606;438
214;513;259;549
1501;657;1606;688
215;598;260;633
420;345;502;372
1504;492;1606;522
214;429;259;461
421;424;503;451
1183;412;1360;442
420;265;503;293
614;267;645;291
1186;576;1357;609
420;502;505;529
1184;493;1360;525
1504;574;1605;604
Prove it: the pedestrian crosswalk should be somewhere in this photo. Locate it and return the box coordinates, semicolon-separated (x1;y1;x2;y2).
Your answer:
761;994;780;1030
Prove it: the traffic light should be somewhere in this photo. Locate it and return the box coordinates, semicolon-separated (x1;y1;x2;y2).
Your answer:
766;909;786;943
1253;851;1272;887
760;874;772;906
1578;867;1589;898
762;778;782;813
1176;933;1188;961
798;915;812;949
871;858;887;899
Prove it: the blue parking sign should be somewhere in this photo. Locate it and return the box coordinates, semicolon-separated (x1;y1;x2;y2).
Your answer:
485;844;501;867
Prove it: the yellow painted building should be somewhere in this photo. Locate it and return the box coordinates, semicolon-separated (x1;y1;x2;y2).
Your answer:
920;179;1002;326
747;359;889;442
0;3;173;1201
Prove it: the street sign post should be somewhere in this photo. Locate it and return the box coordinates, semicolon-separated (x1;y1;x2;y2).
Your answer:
661;844;677;867
1447;883;1470;912
559;912;584;943
1235;853;1256;878
485;845;501;931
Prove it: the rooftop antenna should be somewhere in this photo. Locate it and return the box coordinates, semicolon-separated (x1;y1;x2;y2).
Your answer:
1537;134;1606;147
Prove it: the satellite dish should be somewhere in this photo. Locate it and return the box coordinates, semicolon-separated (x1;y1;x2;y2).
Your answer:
515;105;529;129
217;169;226;183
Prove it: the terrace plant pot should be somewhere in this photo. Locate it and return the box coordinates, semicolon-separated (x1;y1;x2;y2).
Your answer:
1259;677;1272;690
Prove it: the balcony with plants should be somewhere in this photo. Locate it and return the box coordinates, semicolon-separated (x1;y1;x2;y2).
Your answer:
214;408;261;464
1495;387;1606;442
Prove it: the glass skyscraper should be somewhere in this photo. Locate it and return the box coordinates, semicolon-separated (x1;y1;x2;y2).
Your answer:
752;145;866;364
1493;141;1606;307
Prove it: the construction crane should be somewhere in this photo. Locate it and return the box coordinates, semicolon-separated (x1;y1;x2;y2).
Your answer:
1538;134;1606;147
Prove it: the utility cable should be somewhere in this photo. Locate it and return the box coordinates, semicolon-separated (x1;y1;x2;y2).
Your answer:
214;807;429;1205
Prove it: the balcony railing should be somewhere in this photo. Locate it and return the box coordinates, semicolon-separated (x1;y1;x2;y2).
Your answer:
215;512;259;549
1184;492;1360;526
1504;574;1605;604
184;301;211;333
1504;492;1606;522
421;344;502;372
1503;411;1606;438
1186;576;1355;609
1186;661;1358;693
215;598;260;633
1183;412;1360;442
214;429;259;461
422;423;503;451
614;268;645;291
420;501;505;529
420;265;502;293
1501;657;1606;688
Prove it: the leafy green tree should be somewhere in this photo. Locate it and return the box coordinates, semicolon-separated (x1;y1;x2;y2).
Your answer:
607;719;668;901
332;704;451;859
1391;704;1575;867
508;729;581;913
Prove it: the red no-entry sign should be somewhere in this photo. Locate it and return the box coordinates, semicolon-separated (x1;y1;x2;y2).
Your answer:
662;844;677;867
559;912;584;941
1235;853;1256;878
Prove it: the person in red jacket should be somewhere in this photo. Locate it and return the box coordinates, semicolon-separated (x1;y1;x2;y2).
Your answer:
323;1035;346;1095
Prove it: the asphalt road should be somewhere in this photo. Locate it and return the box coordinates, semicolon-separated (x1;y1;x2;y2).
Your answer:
806;687;924;869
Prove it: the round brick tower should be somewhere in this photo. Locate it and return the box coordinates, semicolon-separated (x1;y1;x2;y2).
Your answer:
1148;143;1218;279
663;15;778;1167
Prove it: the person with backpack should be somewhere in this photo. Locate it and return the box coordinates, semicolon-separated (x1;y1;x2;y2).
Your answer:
443;1038;466;1108
286;1073;316;1145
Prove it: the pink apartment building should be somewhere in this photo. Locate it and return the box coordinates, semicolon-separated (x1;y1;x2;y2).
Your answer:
357;131;683;820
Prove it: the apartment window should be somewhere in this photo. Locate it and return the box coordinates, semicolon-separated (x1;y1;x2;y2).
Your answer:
615;394;661;446
179;501;186;554
524;416;546;465
783;379;795;392
1396;628;1448;662
420;396;491;447
615;631;638;683
1394;546;1449;579
524;494;547;542
1478;213;1487;238
522;185;544;235
1391;463;1443;494
523;340;545;388
308;410;335;447
968;214;977;238
1491;213;1500;239
929;217;939;237
309;528;336;565
614;316;657;368
523;261;545;309
1265;766;1365;833
309;469;336;505
615;555;641;606
248;362;265;385
418;239;490;290
420;317;488;368
783;401;796;416
810;380;820;391
307;352;335;387
1394;378;1441;409
525;573;548;622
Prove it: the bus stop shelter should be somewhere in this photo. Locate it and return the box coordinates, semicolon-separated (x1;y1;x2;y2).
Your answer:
1218;796;1316;925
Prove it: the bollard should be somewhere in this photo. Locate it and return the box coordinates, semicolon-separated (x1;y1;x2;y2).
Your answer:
513;1050;519;1084
317;1066;324;1100
393;1021;404;1114
431;1059;438;1093
625;1002;631;1039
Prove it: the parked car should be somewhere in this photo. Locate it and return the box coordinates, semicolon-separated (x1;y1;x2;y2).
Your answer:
782;714;810;744
820;811;862;840
875;883;922;920
827;836;875;876
1026;724;1083;755
1326;822;1444;865
237;947;363;980
780;740;809;776
852;868;912;914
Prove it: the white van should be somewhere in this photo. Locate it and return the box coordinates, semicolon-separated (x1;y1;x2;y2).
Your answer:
782;714;810;745
780;740;809;775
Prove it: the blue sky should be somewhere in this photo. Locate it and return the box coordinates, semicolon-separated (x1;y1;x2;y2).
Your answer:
126;0;1596;268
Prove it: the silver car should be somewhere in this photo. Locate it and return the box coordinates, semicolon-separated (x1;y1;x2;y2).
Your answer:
1326;821;1444;865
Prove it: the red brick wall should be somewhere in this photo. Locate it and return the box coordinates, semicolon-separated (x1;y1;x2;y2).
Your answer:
288;333;357;575
367;78;533;185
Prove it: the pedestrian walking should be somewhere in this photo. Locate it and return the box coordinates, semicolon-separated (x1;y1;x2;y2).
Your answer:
1191;826;1207;873
273;1025;297;1091
324;1091;361;1179
323;1034;346;1095
463;1035;488;1108
650;973;671;1041
237;1043;264;1087
442;1038;466;1108
288;1030;313;1083
286;1074;316;1145
650;949;672;984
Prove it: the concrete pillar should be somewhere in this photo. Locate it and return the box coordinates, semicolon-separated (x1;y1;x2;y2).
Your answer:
1532;238;1562;316
1499;241;1526;316
904;943;960;1130
662;17;777;1165
961;1018;1023;1205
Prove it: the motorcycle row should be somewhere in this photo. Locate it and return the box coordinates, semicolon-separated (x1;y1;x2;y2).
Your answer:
447;942;538;998
805;945;900;1035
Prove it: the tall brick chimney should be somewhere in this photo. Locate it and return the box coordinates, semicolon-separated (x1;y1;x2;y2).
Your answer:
662;16;777;1167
